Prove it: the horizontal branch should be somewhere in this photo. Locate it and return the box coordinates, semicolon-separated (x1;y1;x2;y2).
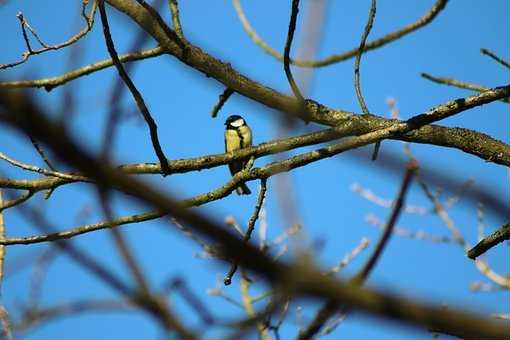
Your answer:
0;126;353;192
0;47;164;91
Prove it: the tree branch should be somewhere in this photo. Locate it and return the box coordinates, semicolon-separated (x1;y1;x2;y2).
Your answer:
467;222;510;259
232;0;449;68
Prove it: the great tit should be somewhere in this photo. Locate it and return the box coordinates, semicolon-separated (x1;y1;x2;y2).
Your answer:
224;114;252;195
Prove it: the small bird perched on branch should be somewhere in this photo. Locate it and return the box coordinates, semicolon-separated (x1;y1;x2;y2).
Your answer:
224;115;252;195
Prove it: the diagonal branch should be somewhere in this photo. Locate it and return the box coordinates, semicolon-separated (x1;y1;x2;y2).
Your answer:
481;48;510;69
98;1;171;174
467;222;510;259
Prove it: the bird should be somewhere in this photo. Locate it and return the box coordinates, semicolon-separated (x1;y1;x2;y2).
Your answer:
224;114;252;195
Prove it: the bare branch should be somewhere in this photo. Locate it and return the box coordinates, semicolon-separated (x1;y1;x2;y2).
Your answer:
481;48;510;69
0;1;98;70
224;179;268;285
283;0;305;103
169;0;183;38
211;88;234;118
232;0;449;68
421;73;510;104
98;1;171;174
0;47;164;91
468;223;510;259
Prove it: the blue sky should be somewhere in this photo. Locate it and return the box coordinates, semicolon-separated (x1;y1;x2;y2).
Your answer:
1;1;509;339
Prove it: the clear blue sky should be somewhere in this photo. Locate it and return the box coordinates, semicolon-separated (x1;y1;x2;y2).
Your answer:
1;1;509;339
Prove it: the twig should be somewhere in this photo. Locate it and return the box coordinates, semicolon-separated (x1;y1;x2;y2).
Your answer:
224;179;268;285
0;210;165;246
0;47;164;91
327;238;370;275
100;0;165;160
1;1;98;70
481;48;510;69
354;0;376;116
29;136;56;170
283;0;305;103
98;1;171;175
169;0;184;38
232;0;449;67
468;223;510;259
351;182;427;214
0;190;34;212
211;88;234;118
366;213;452;244
353;0;379;159
0;151;86;181
421;73;510;104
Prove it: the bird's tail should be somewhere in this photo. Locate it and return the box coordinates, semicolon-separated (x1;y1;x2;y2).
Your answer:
236;183;251;195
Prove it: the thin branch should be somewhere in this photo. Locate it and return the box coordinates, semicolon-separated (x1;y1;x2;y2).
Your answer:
98;1;171;174
468;223;510;259
211;87;234;118
283;0;305;103
354;0;376;115
366;213;452;244
28;136;56;170
327;238;370;275
481;48;510;69
0;190;34;212
232;0;448;68
169;0;184;38
0;151;86;181
421;73;510;104
0;210;164;246
353;0;379;159
0;47;164;91
224;179;268;285
0;1;98;70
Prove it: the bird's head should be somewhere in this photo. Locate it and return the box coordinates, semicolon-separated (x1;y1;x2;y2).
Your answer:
225;115;246;128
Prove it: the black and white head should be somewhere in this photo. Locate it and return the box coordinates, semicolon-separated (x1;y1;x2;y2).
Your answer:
225;115;246;129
